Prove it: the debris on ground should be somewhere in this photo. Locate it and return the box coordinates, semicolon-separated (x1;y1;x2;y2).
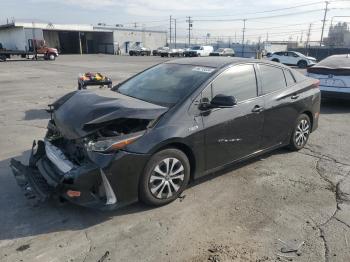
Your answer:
16;244;30;252
97;251;110;262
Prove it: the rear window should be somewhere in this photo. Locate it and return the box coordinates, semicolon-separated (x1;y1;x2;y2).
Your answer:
259;65;286;94
291;70;307;82
284;69;296;86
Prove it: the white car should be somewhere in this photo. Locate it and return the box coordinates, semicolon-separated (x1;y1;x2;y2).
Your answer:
269;51;317;68
307;54;350;99
183;45;214;57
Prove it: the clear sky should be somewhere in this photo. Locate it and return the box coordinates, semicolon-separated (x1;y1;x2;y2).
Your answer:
1;0;350;43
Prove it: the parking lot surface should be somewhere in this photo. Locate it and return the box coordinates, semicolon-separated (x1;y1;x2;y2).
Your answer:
1;55;350;262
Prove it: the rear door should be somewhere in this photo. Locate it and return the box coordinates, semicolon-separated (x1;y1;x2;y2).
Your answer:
201;64;265;171
257;64;299;148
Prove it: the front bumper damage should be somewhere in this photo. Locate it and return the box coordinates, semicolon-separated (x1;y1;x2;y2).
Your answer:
10;140;149;210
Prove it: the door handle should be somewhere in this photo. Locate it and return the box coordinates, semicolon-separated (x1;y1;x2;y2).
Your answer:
291;94;299;100
252;105;264;113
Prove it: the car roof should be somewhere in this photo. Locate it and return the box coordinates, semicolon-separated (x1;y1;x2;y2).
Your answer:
314;54;350;69
166;57;276;69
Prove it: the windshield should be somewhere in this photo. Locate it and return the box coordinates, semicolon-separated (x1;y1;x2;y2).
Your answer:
117;64;215;107
216;48;225;52
191;46;201;50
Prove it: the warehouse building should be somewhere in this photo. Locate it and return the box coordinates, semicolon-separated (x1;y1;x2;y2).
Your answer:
0;21;167;54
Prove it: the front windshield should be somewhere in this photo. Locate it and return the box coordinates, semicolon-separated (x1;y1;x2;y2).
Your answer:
191;46;201;50
117;64;215;107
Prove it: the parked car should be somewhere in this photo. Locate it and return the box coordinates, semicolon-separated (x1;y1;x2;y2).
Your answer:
307;54;350;99
10;57;320;210
210;48;235;57
129;46;151;56
160;48;184;57
152;47;169;56
269;51;317;68
184;45;214;57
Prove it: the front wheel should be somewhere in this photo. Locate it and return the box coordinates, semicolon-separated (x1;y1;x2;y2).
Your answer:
139;148;190;206
289;114;311;151
297;60;307;68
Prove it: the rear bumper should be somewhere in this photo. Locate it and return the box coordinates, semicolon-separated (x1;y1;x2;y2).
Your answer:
10;140;150;210
321;90;350;100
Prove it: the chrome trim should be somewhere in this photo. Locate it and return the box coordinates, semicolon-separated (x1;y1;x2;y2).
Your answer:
45;141;74;173
100;169;117;205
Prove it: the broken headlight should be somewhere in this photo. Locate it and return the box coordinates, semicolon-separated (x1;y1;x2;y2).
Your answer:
85;131;144;153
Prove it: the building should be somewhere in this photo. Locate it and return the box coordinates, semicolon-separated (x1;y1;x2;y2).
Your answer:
0;21;167;54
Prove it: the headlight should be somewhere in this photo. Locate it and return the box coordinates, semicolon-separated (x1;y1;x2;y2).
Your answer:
86;132;144;153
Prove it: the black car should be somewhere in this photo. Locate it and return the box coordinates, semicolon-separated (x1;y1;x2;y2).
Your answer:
11;57;320;210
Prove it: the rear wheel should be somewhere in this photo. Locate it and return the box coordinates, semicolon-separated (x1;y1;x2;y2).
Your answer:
139;148;190;206
289;114;311;151
297;60;307;68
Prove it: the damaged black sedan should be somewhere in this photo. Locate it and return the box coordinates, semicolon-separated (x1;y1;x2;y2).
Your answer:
11;57;320;210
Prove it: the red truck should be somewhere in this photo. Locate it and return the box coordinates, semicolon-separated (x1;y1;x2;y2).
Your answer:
0;39;58;62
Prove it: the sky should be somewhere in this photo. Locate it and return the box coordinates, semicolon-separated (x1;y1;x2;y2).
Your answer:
1;0;350;43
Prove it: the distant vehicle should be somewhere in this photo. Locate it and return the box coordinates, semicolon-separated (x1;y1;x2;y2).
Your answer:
183;45;214;57
269;51;317;68
129;46;151;56
210;48;235;57
307;54;350;100
0;39;58;62
160;48;184;57
153;47;169;56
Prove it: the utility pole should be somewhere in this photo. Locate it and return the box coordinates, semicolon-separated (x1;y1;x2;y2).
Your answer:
186;16;193;47
174;19;177;48
320;1;330;46
242;19;247;57
306;23;312;47
169;15;172;48
134;22;137;28
266;32;269;42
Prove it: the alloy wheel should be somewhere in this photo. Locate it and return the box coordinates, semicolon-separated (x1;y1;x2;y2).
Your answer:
149;157;185;199
295;119;310;147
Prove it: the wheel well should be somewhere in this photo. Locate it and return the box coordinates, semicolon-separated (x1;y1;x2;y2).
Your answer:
272;58;279;62
302;111;313;129
157;142;196;181
298;60;307;64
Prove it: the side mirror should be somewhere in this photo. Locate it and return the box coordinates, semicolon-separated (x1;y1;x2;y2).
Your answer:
210;94;237;108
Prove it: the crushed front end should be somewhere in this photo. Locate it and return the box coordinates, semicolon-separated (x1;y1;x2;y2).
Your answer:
10;119;151;210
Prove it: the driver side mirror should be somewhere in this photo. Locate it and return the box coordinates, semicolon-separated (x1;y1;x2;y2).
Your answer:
211;94;237;108
199;94;237;110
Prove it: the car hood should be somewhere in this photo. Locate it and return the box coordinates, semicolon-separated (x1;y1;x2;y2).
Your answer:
51;89;168;139
306;56;317;61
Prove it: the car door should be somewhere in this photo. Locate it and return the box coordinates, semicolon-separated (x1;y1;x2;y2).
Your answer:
200;64;265;171
257;64;299;149
287;52;300;65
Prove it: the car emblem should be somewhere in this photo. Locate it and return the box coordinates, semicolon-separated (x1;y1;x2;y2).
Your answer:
328;74;334;78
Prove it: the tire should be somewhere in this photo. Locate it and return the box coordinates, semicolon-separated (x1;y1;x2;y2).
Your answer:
288;114;311;151
139;148;190;206
0;55;6;62
297;60;307;68
272;58;279;62
49;53;56;61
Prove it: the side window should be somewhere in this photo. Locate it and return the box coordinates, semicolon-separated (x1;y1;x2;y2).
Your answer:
284;69;296;86
259;64;286;94
211;64;257;102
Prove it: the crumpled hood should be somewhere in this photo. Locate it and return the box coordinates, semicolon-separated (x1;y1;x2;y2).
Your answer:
52;89;168;139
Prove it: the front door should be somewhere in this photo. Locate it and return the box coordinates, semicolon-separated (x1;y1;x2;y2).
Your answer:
201;64;265;171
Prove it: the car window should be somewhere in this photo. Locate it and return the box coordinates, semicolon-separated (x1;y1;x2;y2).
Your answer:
284;69;296;86
275;52;283;56
211;64;257;102
259;64;286;94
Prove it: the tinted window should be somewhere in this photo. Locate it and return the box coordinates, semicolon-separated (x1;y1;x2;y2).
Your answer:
212;64;257;102
284;69;296;86
260;65;286;94
117;64;214;107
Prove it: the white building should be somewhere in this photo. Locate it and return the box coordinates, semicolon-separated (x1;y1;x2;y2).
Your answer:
0;21;167;54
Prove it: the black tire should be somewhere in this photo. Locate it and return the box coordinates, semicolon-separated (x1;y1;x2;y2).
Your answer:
0;55;6;62
139;148;190;206
288;114;311;151
272;58;279;62
297;60;307;68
